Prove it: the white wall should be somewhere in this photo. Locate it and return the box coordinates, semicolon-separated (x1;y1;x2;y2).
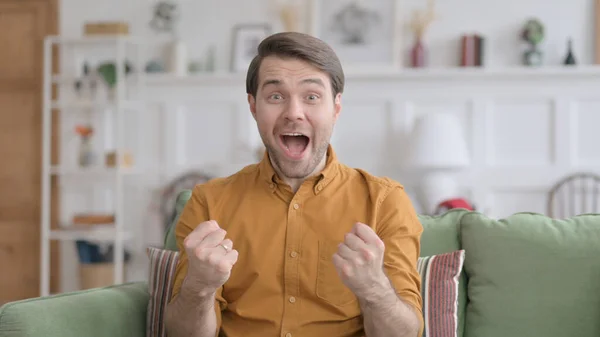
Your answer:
54;0;600;292
60;0;598;69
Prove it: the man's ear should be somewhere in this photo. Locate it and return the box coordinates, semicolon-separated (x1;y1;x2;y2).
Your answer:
333;93;342;121
248;94;257;120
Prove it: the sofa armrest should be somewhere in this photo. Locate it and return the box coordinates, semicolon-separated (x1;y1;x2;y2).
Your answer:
0;282;149;337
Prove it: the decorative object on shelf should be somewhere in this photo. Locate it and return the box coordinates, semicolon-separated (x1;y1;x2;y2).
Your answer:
521;18;545;66
76;240;131;290
407;112;471;215
75;125;95;167
149;0;187;76
145;59;165;73
188;60;203;73
231;24;272;73
408;0;438;68
204;45;216;72
83;21;129;36
411;38;426;68
168;39;188;76
309;0;401;70
96;61;134;98
105;151;133;168
187;45;216;74
460;34;485;67
74;62;98;100
563;38;577;65
72;214;116;227
273;0;304;32
149;1;179;34
330;2;380;45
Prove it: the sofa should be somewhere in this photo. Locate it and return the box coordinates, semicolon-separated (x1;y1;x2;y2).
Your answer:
1;189;599;337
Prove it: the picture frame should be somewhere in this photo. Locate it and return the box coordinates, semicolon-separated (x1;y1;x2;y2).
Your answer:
309;0;402;71
230;23;273;73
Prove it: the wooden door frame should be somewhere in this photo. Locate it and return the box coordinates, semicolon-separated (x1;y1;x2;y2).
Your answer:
0;0;60;298
47;0;61;295
596;0;600;64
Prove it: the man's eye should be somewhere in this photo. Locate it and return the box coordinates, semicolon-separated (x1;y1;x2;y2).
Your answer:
270;94;282;100
307;94;318;100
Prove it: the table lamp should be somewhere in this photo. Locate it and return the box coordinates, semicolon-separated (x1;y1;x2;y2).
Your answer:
407;112;471;214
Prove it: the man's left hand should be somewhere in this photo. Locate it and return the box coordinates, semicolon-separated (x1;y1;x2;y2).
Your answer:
332;222;390;301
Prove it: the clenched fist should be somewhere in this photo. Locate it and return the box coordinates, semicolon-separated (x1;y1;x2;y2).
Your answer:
183;220;239;296
332;222;388;300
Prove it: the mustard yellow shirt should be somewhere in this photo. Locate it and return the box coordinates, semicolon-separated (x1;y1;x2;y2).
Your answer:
171;146;423;337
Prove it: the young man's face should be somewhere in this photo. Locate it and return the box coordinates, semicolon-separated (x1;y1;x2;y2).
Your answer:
248;55;341;180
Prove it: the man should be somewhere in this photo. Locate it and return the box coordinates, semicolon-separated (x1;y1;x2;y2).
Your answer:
165;32;424;337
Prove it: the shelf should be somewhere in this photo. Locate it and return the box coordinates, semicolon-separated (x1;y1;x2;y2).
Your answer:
41;34;151;297
45;35;148;46
143;65;600;86
49;166;148;176
50;100;143;111
49;225;133;242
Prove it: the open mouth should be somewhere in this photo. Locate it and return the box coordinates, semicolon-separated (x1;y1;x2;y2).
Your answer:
279;133;310;159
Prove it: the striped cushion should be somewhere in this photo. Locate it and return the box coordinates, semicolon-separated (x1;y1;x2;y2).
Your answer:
418;250;466;337
145;247;465;337
146;247;180;337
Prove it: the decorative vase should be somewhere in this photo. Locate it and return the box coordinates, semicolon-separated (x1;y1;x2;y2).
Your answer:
411;37;426;68
523;46;543;66
78;136;94;167
168;39;188;76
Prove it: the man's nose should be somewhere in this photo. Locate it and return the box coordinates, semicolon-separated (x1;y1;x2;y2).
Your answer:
283;97;304;121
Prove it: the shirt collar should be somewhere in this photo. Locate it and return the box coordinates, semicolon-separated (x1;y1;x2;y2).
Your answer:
258;144;340;188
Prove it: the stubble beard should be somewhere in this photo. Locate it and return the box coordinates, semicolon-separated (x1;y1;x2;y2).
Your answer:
265;135;330;180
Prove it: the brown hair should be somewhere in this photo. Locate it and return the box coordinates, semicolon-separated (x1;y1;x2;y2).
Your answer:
245;32;345;98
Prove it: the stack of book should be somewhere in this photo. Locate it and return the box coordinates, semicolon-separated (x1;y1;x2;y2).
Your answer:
460;34;485;67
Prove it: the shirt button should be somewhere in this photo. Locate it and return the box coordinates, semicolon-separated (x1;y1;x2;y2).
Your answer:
285;333;292;337
293;203;299;210
289;296;296;303
290;251;298;258
269;183;275;189
317;185;323;191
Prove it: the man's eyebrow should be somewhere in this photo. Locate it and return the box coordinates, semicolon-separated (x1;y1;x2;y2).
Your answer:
261;79;281;89
301;78;325;88
260;78;325;89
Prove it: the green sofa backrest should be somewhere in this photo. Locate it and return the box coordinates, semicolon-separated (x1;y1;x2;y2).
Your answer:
164;189;192;251
419;209;469;337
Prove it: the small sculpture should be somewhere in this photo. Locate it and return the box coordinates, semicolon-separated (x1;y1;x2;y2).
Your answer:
563;38;577;65
521;18;545;66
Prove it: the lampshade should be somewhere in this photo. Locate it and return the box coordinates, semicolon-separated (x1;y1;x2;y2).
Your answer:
407;112;470;169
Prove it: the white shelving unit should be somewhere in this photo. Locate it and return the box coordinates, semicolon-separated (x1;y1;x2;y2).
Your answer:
40;35;152;297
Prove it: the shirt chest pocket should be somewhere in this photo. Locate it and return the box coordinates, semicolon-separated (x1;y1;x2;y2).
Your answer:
315;240;357;307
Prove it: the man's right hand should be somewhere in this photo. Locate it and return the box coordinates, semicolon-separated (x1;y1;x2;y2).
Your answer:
182;220;239;297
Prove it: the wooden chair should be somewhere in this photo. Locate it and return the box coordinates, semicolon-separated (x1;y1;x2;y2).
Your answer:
547;172;600;218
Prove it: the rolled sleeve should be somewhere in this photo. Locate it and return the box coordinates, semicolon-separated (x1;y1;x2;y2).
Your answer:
169;185;227;336
376;185;424;334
